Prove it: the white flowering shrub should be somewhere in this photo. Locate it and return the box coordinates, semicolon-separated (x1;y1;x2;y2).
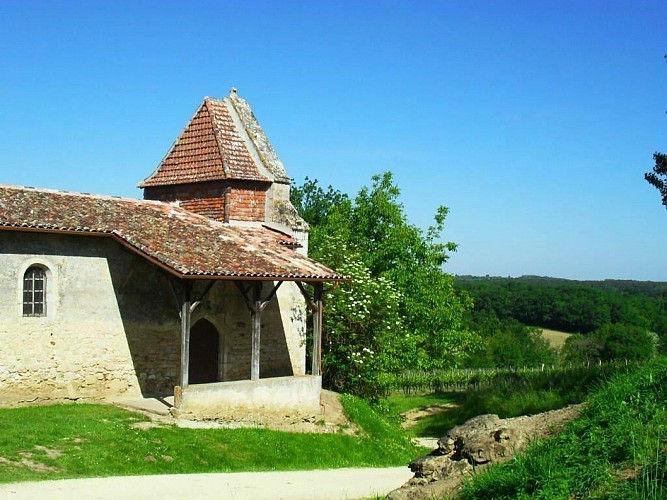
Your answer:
315;236;413;400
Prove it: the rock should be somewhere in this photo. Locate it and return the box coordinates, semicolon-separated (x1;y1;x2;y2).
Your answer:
388;404;584;500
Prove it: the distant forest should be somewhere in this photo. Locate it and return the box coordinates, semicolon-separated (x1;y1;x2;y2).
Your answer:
455;275;667;336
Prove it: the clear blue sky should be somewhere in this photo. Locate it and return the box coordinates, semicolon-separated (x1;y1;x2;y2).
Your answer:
1;1;665;281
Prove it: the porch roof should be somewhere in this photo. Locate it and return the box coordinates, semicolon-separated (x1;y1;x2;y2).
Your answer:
0;184;346;282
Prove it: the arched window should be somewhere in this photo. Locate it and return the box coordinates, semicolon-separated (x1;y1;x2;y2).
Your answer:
23;266;47;317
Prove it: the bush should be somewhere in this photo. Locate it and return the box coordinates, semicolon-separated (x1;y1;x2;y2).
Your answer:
563;323;656;363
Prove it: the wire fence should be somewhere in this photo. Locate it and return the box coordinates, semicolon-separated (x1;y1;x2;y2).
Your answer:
382;360;637;395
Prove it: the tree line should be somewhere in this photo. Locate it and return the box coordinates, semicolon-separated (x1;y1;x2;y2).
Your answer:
457;276;667;366
456;275;667;335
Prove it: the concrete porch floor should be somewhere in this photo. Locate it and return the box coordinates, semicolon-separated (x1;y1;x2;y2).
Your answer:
113;396;175;417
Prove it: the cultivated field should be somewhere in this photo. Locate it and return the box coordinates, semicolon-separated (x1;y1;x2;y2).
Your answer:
540;328;572;349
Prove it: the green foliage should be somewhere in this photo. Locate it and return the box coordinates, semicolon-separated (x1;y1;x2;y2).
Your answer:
562;323;656;363
457;275;667;337
289;177;349;227
460;357;667;499
645;150;667;209
385;362;625;438
292;173;478;398
384;362;630;396
466;314;557;368
0;400;419;483
315;237;408;400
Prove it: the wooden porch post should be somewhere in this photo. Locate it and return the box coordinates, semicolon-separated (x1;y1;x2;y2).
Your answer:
179;281;193;389
312;282;324;376
235;280;284;382
251;282;262;381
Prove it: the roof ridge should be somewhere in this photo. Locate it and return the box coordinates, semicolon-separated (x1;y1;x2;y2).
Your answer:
222;96;274;182
204;97;231;178
227;91;291;184
137;100;211;188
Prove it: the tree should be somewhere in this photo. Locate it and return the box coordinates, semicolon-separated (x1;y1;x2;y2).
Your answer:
292;173;479;398
645;152;667;209
645;54;667;209
562;324;655;363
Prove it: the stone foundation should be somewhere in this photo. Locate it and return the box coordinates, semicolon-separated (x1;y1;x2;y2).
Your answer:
174;376;322;422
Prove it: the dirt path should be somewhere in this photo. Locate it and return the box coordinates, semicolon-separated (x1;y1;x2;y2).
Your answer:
0;467;414;500
400;403;458;429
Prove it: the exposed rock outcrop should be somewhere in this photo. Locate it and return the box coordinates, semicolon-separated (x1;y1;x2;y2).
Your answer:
388;405;583;500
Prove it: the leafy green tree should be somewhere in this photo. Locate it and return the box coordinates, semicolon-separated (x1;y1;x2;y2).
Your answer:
561;334;604;364
466;314;557;368
289;177;349;227
292;172;479;397
563;324;655;363
595;324;656;362
314;236;408;400
645;152;667;209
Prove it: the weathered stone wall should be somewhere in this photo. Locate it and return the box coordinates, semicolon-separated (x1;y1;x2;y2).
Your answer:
0;231;306;405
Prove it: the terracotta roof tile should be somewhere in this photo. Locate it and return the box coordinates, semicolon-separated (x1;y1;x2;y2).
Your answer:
0;185;344;281
139;97;269;187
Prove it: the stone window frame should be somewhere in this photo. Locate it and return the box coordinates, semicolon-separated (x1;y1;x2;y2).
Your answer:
22;265;48;317
18;259;56;320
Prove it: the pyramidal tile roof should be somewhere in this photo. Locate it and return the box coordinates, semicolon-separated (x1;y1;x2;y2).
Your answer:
0;184;345;281
139;89;290;188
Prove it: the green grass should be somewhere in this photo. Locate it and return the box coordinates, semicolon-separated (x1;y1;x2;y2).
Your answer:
459;357;667;499
0;394;419;483
385;392;463;416
386;363;629;439
385;392;465;438
387;386;584;439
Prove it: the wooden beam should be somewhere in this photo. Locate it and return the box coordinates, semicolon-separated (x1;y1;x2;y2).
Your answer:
259;281;283;312
191;280;216;313
179;281;193;389
295;281;316;312
312;282;324;376
251;282;262;381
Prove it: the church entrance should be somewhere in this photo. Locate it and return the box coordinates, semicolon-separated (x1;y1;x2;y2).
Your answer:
189;319;219;384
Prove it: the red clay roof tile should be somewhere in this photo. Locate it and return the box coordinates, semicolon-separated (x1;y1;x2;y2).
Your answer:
0;185;344;281
139;97;269;187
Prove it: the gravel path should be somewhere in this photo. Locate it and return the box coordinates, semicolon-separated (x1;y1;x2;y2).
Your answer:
0;467;413;500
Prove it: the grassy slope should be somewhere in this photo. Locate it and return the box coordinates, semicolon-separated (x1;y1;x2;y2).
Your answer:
459;357;667;499
385;392;466;438
0;394;419;483
386;363;621;438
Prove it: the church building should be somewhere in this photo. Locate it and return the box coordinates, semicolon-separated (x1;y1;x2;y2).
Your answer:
0;89;344;420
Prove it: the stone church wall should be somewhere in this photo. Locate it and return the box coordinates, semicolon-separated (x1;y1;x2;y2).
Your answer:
0;231;305;405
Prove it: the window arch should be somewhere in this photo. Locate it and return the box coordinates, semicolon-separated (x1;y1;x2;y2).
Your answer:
23;266;47;317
